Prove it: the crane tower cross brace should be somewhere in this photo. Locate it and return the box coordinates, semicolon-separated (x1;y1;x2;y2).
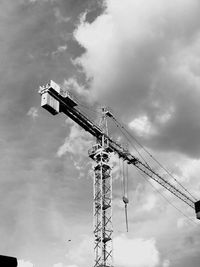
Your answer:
38;80;200;267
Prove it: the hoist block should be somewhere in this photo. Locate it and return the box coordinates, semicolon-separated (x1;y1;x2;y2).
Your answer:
123;196;129;204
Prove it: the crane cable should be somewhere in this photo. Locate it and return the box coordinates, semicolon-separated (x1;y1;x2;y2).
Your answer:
72;101;198;226
121;122;197;202
122;159;125;196
118;157;129;231
136;168;199;226
110;115;197;202
121;158;129;232
125;162;129;232
112;119;151;169
68;94;196;202
68;93;103;123
78;103;102;116
126;162;129;200
119;157;123;199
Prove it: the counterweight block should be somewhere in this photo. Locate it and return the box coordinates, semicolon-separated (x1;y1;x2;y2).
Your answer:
41;92;60;115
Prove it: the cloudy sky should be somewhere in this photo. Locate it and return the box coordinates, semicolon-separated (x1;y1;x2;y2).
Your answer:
1;0;200;267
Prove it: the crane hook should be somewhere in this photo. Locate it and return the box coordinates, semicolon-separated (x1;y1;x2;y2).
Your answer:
123;196;129;232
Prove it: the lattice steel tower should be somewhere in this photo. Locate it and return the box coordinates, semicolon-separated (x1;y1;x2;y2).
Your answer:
88;108;113;267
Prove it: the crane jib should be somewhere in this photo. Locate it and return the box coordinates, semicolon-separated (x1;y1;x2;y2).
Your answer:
39;80;199;220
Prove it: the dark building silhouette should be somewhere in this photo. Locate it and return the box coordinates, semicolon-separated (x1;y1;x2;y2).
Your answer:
0;255;17;266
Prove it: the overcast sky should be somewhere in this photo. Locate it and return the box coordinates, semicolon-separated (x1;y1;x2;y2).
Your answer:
0;0;200;267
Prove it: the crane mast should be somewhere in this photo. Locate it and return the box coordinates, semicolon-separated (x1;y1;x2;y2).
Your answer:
39;80;200;267
90;108;113;267
91;141;113;267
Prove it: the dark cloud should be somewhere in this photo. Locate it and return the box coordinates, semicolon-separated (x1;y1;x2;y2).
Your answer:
0;1;96;266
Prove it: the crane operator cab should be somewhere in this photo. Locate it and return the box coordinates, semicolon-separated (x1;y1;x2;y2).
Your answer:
195;200;200;220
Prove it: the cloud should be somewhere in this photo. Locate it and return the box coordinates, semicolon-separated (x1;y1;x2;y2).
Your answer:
114;235;159;267
66;234;160;267
74;0;200;157
53;264;78;267
18;259;34;267
1;1;200;267
63;78;90;101
129;115;157;137
56;119;94;179
142;194;157;211
53;7;71;23
25;0;57;3
66;235;93;266
177;217;189;229
0;1;106;267
162;259;170;267
56;119;93;158
52;45;68;56
27;107;38;119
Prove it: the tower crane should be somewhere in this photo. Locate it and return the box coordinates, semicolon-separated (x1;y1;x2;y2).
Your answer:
39;80;200;267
